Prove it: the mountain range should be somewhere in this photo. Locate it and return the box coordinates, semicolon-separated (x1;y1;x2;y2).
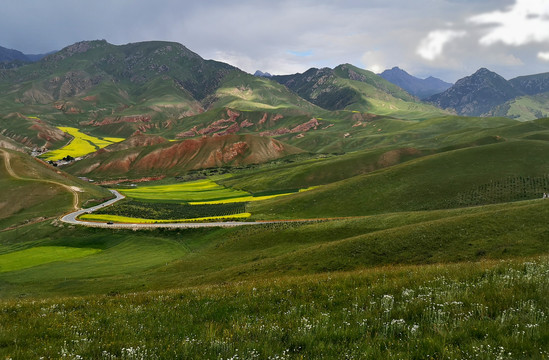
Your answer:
0;40;448;153
1;39;549;171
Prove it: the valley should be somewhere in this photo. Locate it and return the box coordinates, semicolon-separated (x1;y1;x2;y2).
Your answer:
1;39;548;359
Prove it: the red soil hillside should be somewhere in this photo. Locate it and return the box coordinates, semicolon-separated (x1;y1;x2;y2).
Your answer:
65;134;304;179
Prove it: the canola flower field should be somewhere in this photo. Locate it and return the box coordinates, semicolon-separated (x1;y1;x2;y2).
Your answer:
83;180;316;223
42;127;125;161
78;212;252;223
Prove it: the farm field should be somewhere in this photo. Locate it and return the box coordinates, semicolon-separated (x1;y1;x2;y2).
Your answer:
41;127;125;161
118;179;313;204
0;246;101;273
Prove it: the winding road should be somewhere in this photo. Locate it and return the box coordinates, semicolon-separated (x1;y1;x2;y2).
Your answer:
59;190;273;229
57;190;272;230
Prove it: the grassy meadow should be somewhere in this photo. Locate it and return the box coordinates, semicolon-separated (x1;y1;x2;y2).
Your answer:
1;254;548;359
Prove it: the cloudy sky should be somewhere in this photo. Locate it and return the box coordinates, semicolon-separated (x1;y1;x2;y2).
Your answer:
1;0;548;82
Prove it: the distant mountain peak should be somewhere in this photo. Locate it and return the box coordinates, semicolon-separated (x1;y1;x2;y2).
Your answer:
0;44;52;65
254;70;272;78
379;67;452;99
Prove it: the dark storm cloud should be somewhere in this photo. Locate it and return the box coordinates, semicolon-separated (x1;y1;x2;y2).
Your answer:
0;0;546;82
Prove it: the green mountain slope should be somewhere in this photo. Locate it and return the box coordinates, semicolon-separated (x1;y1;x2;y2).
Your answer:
273;64;446;119
0;40;327;147
491;92;549;121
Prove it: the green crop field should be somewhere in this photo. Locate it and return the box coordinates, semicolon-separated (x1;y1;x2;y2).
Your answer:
0;246;101;272
118;179;313;204
92;200;248;220
41;127;124;161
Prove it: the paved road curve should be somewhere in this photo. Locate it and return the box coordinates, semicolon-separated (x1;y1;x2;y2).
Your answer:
60;189;273;229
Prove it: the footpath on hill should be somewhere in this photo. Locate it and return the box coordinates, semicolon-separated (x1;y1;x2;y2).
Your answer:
0;148;81;210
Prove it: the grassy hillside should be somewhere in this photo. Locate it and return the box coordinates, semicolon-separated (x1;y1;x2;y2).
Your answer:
1;171;548;358
491;92;549;121
0;197;547;296
220;147;426;193
0;148;112;230
249;140;549;218
220;116;526;192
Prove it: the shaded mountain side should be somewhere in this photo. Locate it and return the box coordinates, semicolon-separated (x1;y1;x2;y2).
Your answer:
427;68;523;116
509;72;549;95
379;67;452;99
427;69;549;118
64;134;305;179
0;45;51;64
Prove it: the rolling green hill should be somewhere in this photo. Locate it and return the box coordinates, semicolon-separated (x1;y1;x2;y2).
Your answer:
248;140;549;219
0;148;112;230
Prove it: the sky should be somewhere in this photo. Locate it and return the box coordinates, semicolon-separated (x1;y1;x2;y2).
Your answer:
1;0;548;82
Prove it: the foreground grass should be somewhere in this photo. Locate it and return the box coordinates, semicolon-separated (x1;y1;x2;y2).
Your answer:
1;257;547;359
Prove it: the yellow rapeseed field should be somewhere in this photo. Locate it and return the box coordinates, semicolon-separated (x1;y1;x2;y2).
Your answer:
42;127;124;161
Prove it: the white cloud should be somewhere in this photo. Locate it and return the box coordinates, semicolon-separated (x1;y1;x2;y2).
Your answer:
416;30;467;61
361;50;386;73
469;0;549;46
538;51;549;61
